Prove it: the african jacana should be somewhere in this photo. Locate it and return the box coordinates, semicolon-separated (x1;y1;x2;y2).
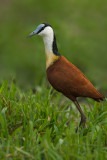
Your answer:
27;23;104;129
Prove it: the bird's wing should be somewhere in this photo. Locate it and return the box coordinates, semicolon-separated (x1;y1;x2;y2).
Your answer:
47;56;102;99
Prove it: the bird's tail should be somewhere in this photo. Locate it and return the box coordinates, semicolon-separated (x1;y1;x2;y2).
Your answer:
93;94;105;102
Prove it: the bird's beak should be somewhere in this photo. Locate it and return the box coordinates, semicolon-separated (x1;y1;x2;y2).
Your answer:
27;29;38;38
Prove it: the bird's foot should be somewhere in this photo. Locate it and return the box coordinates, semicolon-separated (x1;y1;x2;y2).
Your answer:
76;116;86;133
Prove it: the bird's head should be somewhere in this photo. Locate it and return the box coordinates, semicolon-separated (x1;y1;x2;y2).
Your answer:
27;23;60;58
27;23;53;38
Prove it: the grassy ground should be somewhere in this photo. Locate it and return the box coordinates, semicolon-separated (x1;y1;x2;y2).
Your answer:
0;81;107;160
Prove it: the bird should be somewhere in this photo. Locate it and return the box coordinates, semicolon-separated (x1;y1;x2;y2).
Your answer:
27;23;104;130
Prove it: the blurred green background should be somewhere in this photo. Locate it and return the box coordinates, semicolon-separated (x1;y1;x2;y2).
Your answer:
0;0;107;93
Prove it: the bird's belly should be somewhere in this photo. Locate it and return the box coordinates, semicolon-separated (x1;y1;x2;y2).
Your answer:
47;71;75;95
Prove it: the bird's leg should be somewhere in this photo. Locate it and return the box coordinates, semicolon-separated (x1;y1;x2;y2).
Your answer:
74;100;86;131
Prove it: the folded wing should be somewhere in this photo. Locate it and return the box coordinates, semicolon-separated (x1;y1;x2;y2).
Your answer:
47;56;104;101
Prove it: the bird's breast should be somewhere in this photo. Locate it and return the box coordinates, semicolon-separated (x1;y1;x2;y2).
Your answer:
45;52;59;69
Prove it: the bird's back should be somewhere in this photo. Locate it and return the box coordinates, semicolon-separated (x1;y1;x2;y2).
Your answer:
47;56;104;101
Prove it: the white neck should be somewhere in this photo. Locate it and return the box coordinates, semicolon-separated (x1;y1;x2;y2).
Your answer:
42;34;59;69
42;32;53;54
39;27;59;69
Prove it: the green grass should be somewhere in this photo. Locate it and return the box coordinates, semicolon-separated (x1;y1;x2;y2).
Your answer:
0;81;107;160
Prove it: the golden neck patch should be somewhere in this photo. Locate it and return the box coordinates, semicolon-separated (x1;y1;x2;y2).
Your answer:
45;52;59;69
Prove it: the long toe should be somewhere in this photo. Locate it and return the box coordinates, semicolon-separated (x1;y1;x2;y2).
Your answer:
76;117;86;133
79;116;86;127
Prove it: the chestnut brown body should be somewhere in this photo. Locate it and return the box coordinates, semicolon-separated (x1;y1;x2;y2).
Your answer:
47;56;103;102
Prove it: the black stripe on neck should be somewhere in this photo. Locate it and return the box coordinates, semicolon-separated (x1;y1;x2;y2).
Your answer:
52;34;60;56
